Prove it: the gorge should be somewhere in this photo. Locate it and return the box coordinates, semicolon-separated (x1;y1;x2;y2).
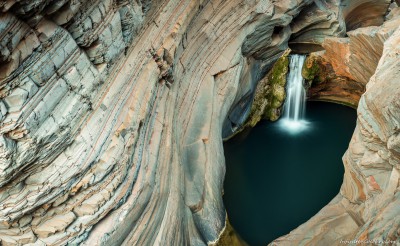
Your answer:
0;0;399;246
223;54;357;245
224;101;357;245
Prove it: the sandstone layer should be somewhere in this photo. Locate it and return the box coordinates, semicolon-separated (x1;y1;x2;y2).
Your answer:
0;0;398;246
301;10;400;108
302;52;365;108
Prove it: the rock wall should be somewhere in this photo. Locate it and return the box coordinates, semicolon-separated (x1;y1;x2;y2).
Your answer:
302;9;400;108
0;0;398;246
322;12;400;84
302;52;365;108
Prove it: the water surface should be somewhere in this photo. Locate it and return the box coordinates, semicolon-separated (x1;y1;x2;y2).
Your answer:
223;101;357;245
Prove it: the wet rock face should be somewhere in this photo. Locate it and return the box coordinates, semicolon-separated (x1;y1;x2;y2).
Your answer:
302;52;365;108
0;1;398;246
240;50;290;132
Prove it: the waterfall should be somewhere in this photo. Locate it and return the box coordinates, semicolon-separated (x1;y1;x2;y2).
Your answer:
280;54;309;133
285;54;306;121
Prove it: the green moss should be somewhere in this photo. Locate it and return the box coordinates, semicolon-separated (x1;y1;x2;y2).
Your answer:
270;55;289;86
302;58;319;81
262;54;289;121
233;49;290;136
213;217;248;246
302;55;328;86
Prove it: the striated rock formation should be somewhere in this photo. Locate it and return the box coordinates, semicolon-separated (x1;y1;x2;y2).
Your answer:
322;12;400;84
0;0;398;246
288;0;346;53
302;8;400;108
342;0;391;31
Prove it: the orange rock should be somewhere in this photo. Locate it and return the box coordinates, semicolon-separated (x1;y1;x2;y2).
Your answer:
322;37;355;80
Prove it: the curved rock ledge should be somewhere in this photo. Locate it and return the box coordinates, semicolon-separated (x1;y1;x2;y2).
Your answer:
342;0;391;31
0;0;398;246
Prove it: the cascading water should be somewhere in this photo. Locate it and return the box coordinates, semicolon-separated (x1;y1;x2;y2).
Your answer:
285;55;306;121
280;54;309;134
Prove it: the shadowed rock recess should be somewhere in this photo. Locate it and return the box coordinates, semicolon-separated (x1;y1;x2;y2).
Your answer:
0;0;398;245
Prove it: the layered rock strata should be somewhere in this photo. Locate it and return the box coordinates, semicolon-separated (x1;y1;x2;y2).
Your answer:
322;12;400;84
302;9;400;108
0;0;398;246
342;0;391;31
220;0;368;138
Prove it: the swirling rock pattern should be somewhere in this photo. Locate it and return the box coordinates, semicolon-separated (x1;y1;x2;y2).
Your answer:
0;1;398;246
302;7;399;108
322;12;400;84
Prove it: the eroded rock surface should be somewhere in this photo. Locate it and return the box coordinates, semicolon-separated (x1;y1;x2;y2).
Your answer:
0;0;398;246
303;6;400;108
322;13;400;84
302;52;365;108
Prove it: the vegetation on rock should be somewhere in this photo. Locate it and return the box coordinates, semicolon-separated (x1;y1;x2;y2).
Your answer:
213;217;248;246
241;49;290;131
302;54;325;84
